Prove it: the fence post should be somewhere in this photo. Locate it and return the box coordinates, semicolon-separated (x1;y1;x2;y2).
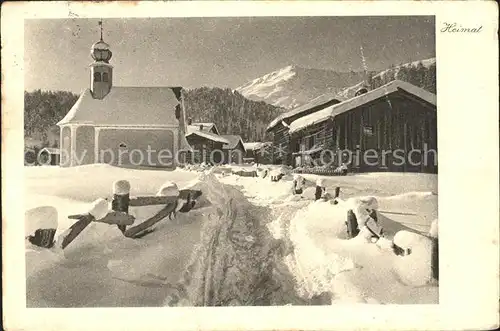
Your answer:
431;238;439;280
346;210;360;238
112;180;131;233
25;206;58;248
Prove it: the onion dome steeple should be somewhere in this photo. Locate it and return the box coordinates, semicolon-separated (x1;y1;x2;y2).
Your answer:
89;20;113;99
91;21;112;63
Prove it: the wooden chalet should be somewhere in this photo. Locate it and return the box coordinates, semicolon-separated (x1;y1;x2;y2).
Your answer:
243;142;273;164
266;94;342;165
185;123;229;164
269;80;437;173
221;135;246;164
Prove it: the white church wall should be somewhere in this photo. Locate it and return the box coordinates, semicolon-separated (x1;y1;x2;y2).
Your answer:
97;127;176;168
75;126;95;165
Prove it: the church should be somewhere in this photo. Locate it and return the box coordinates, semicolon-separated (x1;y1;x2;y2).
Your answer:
57;25;191;168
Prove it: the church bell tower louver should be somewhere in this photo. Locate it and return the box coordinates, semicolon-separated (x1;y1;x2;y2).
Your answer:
90;20;113;100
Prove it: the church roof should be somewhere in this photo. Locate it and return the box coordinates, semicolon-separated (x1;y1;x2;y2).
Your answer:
57;86;183;126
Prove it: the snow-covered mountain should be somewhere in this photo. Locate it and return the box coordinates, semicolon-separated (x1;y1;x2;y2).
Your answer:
236;58;436;110
335;58;436;100
236;65;368;109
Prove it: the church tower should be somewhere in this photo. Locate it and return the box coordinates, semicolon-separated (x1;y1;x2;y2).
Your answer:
90;21;113;99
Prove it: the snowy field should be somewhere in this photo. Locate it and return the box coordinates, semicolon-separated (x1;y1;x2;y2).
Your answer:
25;164;438;306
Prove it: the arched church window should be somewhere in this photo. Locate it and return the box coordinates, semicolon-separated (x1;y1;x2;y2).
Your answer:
102;72;109;82
94;72;102;82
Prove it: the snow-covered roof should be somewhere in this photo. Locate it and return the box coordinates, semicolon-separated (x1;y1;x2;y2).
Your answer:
221;135;245;151
57;87;183;126
40;147;60;154
289;80;436;134
189;122;219;135
244;142;263;150
243;142;272;151
185;128;230;144
267;93;342;131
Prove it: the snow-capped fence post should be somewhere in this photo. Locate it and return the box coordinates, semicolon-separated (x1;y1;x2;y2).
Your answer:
25;206;58;248
315;178;324;200
112;180;131;233
61;198;109;249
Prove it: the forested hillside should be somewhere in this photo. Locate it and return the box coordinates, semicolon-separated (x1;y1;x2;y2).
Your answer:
183;87;283;141
24;90;79;145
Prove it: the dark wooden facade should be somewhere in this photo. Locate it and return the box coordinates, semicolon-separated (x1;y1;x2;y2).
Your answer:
288;90;437;173
269;99;342;165
244;142;273;164
185;135;225;164
223;140;245;164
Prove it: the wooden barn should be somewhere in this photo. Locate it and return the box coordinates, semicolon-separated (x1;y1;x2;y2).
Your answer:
266;94;342;165
267;80;437;173
243;142;273;164
221;135;246;164
185;126;229;164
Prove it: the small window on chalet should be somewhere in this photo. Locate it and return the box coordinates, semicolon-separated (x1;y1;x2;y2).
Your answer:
308;135;316;149
102;72;109;82
119;142;127;149
94;72;102;82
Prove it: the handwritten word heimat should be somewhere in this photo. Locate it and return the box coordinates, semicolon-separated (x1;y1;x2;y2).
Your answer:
441;22;482;33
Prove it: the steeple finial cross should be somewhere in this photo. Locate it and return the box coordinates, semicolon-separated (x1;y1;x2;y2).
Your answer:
98;20;103;41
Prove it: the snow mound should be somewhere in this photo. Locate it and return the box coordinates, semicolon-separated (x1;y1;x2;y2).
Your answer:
88;198;111;220
156;181;179;197
25;206;58;236
392;231;434;286
285;201;356;298
268;190;437;302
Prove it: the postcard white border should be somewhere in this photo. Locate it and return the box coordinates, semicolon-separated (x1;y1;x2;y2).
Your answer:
2;1;499;330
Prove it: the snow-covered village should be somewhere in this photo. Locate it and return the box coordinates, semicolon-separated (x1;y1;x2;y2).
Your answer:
24;16;439;307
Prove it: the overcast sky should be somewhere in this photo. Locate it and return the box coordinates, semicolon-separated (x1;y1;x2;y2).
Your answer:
25;16;435;93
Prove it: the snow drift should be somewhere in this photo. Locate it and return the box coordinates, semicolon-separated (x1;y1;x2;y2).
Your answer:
225;173;439;304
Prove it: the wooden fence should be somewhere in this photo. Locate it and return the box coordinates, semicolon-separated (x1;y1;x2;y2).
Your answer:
27;180;202;250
